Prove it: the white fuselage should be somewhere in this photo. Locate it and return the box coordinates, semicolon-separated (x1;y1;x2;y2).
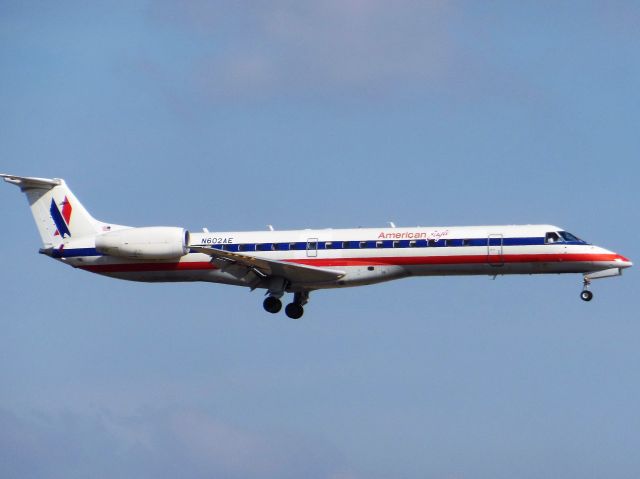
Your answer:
54;224;631;292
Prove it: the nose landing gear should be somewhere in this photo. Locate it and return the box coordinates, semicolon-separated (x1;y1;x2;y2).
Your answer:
580;290;593;301
578;267;627;301
580;277;593;302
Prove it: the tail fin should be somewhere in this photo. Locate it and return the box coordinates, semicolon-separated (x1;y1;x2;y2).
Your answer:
2;174;101;247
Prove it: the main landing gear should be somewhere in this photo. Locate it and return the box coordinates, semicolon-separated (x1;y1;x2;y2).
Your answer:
580;277;593;302
263;296;282;313
263;291;309;319
285;302;304;320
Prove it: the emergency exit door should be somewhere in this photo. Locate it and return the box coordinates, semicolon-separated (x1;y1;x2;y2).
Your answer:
306;238;318;257
487;234;504;266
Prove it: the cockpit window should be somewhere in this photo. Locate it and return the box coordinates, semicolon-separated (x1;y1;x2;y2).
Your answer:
545;232;560;244
558;231;583;243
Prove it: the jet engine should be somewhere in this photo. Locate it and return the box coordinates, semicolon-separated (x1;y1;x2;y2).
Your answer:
95;227;190;260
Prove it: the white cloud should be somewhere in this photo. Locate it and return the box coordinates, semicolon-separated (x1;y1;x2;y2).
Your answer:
148;1;460;102
0;407;356;479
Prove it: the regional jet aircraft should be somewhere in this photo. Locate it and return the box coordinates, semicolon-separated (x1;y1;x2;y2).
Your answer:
2;174;632;318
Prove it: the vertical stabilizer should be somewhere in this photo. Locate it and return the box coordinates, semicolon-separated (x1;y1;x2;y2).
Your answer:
2;174;101;247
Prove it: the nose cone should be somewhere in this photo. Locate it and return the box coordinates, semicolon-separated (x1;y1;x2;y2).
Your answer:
614;254;633;269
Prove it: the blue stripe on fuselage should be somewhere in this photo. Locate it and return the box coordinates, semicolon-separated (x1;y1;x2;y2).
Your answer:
52;248;101;258
51;236;587;259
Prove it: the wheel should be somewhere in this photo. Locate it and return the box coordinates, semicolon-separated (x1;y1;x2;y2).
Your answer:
263;296;282;314
580;290;593;302
285;303;304;319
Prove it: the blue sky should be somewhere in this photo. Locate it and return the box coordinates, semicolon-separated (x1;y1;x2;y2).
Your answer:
1;1;639;478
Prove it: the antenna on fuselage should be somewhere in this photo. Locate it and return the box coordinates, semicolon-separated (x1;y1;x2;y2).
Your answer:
267;225;274;231
388;221;396;228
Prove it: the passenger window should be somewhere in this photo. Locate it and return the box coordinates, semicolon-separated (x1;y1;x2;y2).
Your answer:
409;240;417;248
462;239;471;246
545;232;561;244
342;241;350;249
359;241;367;249
325;242;333;249
428;239;436;247
393;240;400;248
376;241;384;248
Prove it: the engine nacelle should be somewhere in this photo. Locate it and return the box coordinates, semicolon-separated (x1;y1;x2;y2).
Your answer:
95;227;190;260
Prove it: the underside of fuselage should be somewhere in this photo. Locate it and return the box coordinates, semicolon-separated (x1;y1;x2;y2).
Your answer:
80;255;620;290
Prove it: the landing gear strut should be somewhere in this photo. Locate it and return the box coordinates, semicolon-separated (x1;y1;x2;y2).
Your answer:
285;292;309;319
264;277;286;314
580;277;593;302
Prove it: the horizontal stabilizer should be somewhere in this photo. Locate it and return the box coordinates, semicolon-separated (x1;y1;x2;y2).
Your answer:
1;174;61;191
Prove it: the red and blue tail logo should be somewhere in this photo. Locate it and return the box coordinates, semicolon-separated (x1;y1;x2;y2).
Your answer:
50;197;72;238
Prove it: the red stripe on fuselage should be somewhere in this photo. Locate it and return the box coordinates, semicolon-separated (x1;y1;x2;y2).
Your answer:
80;262;216;273
285;253;620;267
75;253;619;274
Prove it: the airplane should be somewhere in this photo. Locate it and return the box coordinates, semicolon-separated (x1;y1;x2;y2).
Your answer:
2;173;632;319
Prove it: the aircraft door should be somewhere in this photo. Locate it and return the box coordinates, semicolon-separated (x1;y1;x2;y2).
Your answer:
487;234;504;266
306;238;318;257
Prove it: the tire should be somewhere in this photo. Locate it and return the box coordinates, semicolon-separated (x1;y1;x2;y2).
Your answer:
580;290;593;302
263;296;282;314
285;303;304;319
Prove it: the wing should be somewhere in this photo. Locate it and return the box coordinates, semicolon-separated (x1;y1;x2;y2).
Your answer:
189;246;345;285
